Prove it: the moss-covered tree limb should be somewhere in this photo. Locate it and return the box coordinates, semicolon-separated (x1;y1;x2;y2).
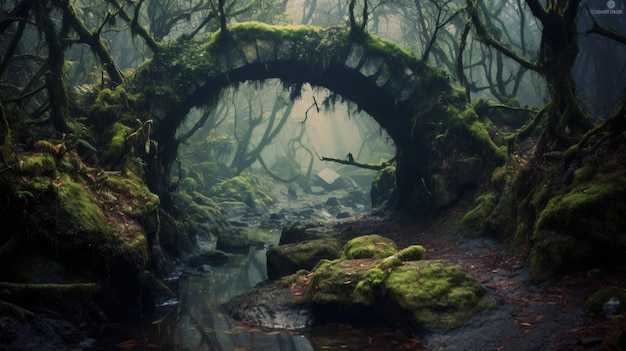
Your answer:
467;0;540;73
564;102;626;159
585;8;626;45
257;155;300;183
55;0;125;85
105;0;162;53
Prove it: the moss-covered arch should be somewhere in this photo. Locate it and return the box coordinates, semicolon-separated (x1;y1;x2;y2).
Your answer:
130;22;477;215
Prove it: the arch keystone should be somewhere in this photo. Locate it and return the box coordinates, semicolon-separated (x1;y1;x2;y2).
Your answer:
345;44;365;69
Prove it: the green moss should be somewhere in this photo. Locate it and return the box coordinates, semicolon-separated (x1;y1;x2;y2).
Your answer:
535;171;626;234
304;258;380;306
181;177;198;192
19;153;57;176
383;260;485;329
586;287;626;316
103;122;132;163
529;232;590;281
208;175;273;209
104;172;160;217
460;192;497;237
342;234;397;259
56;174;107;234
396;245;426;261
354;268;387;303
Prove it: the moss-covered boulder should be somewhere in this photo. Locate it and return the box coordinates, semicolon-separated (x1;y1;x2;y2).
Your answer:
171;188;225;235
266;238;343;280
341;234;397;259
304;258;382;317
216;228;252;253
226;235;483;333
379;260;485;332
586;287;626;317
529;169;626;280
278;221;330;245
209;175;274;210
301;236;483;331
460;192;498;237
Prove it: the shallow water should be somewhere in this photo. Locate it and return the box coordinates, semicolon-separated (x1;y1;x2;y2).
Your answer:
98;228;427;350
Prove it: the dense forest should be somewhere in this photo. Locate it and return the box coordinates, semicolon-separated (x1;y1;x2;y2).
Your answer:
1;0;626;349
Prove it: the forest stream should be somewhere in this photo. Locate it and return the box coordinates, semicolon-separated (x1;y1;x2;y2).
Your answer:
90;185;624;351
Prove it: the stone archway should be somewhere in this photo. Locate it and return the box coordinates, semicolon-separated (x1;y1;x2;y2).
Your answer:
131;22;466;216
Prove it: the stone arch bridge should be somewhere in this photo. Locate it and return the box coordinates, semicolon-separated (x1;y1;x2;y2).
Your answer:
131;22;475;215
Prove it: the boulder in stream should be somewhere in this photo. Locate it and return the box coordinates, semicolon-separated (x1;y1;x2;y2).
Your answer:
266;237;343;280
225;235;485;334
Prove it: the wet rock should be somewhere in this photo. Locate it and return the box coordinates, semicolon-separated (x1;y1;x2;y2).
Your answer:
0;305;96;351
222;278;313;329
279;221;329;245
268;212;283;220
219;201;249;218
228;220;248;227
187;250;230;268
266;238;343;280
228;235;484;334
287;184;298;200
336;211;352;219
325;196;341;206
217;228;251;253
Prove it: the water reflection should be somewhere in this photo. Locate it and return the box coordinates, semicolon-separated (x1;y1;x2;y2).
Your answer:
104;228;427;350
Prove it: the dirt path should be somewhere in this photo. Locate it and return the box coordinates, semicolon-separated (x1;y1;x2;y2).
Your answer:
333;210;625;351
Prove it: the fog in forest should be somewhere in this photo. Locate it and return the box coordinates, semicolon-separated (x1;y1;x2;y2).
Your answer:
1;0;626;350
